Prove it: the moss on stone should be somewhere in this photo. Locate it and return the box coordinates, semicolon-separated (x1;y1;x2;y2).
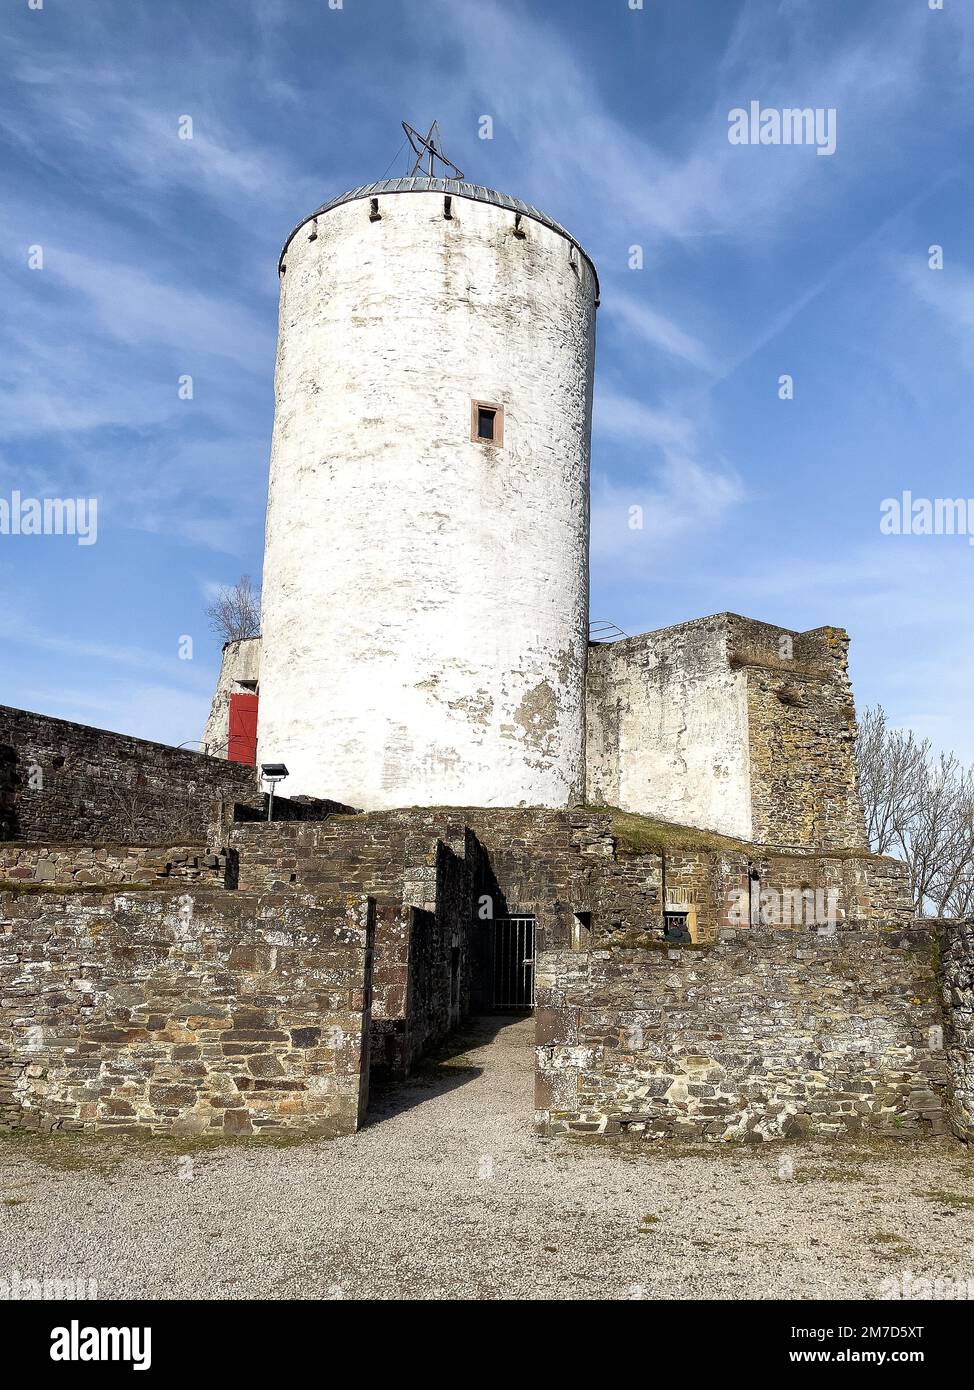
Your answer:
580;805;881;864
589;807;755;857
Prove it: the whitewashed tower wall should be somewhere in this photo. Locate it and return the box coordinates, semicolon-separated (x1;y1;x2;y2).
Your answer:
257;185;597;808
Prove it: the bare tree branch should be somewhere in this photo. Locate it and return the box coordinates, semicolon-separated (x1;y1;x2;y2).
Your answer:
856;704;974;916
205;575;261;644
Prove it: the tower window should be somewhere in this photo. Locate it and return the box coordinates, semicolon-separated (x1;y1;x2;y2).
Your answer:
471;400;504;446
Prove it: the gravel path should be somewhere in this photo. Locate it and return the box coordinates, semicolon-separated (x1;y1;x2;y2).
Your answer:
1;1015;973;1301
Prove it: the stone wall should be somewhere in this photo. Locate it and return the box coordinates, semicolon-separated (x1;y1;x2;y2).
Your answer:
755;848;913;927
230;807;648;1059
0;888;374;1136
737;620;867;850
536;925;948;1142
0;842;229;889
940;919;974;1142
233;803;657;946
585;613;867;851
232;794;358;823
0;705;261;845
230;808;916;1037
654;846;908;943
232;811;477;1075
586;615;753;840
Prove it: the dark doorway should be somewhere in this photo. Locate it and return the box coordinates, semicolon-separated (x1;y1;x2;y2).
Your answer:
485;916;535;1010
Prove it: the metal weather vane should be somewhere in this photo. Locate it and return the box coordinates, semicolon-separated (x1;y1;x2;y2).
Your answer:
401;120;464;180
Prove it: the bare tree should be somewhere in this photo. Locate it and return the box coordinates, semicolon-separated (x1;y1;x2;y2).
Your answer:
857;704;974;916
925;765;974;917
108;774;154;841
206;575;261;644
855;705;928;856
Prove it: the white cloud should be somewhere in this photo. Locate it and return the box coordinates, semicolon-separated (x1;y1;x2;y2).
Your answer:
590;378;744;573
593;389;696;451
604;291;714;372
901;256;974;368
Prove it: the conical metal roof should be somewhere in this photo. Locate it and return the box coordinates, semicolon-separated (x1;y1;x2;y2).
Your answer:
278;177;599;296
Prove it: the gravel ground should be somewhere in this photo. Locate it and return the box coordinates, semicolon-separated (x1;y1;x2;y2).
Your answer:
1;1014;972;1301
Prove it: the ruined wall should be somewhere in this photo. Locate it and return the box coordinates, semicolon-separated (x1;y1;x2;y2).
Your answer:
0;888;373;1136
0;842;229;889
736;620;867;850
258;187;597;810
229;808;640;1062
0;705;260;845
229;807;913;1039
232;811;477;1075
201;635;261;758
754;848;913;927
536;926;948;1142
941;919;974;1142
586;616;753;839
601;845;912;947
406;841;473;1060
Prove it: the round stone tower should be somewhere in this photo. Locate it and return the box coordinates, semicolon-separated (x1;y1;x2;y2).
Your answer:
257;175;598;809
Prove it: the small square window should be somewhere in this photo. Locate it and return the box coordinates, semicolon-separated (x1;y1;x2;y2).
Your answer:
471;399;504;446
663;910;694;944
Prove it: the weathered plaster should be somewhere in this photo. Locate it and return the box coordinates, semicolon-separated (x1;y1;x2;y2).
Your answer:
258;191;596;808
202;636;261;758
585;615;753;839
586;613;868;848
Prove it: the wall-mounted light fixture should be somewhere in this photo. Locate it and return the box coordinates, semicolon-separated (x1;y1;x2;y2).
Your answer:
260;763;289;822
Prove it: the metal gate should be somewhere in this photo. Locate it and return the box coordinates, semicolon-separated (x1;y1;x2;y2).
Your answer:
490;916;536;1009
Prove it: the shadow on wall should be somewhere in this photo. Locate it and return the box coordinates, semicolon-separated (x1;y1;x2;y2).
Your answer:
0;746;16;840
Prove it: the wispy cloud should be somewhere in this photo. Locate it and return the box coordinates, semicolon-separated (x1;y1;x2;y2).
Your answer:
1;0;971;767
591;378;744;574
901;256;974;365
604;292;714;372
594;389;696;451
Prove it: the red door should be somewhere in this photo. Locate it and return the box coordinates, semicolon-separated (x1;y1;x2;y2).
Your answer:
227;692;258;765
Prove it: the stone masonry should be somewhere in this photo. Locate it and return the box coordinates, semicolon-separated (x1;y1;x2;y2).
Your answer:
586;614;866;849
941;918;974;1142
0;797;971;1144
536;925;949;1142
0;842;230;889
0;888;374;1137
0;705;261;844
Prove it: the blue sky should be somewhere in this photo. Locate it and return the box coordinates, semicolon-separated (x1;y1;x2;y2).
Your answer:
1;0;972;758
